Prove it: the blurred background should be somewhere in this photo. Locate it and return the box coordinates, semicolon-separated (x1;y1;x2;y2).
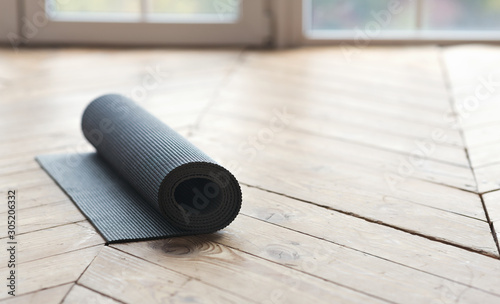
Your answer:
1;0;500;48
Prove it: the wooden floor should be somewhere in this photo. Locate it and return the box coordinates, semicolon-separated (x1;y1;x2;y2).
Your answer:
1;44;500;303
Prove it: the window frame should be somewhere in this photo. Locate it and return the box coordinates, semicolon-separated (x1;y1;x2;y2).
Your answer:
0;0;19;45
20;0;270;46
275;0;500;47
3;0;500;48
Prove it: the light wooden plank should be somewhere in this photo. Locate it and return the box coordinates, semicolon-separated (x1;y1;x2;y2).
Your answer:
0;125;192;176
474;164;500;193
0;200;86;235
1;284;73;304
468;142;500;168
463;124;500;148
112;241;387;304
79;248;255;304
78;247;191;304
239;185;500;294
493;222;500;247
214;215;500;304
0;75;224;130
195;113;476;192
0;135;82;159
221;70;462;146
211;89;468;166
185;157;492;254
0;152;90;177
1;108;198;143
0;184;69;213
0;169;56;189
3;45;500;303
187;117;495;253
482;190;500;222
442;44;500;197
15;184;69;209
244;50;448;95
484;190;500;251
0;246;101;299
0;52;239;110
13;221;104;263
170;279;255;304
250;46;445;80
0;118;192;164
244;47;449;111
458;101;500;129
222;72;449;127
63;285;121;304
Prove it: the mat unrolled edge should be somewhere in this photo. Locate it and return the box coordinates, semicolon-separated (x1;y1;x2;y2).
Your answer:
36;94;242;243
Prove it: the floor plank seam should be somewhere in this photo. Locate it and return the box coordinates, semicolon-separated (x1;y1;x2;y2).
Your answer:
242;183;500;259
479;188;500;195
239;182;485;223
239;213;500;298
0;197;73;214
479;193;500;255
60;245;105;304
16;243;105;268
407;176;477;194
438;47;500;256
0;219;89;240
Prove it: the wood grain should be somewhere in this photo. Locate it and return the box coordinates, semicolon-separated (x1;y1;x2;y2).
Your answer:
2;45;500;303
13;221;104;263
169;279;256;304
111;239;388;304
239;185;500;295
216;215;500;304
1;284;73;304
63;285;122;304
78;247;191;304
0;246;101;300
0;200;86;235
188;117;495;253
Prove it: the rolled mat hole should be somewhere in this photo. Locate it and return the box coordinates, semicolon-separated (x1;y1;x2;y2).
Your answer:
173;177;223;215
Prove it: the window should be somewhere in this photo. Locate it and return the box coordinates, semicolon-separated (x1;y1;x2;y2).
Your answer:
301;0;500;43
20;0;269;46
47;0;239;23
2;0;500;47
422;0;500;31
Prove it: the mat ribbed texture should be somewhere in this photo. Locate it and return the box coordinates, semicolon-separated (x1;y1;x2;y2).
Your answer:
36;94;242;243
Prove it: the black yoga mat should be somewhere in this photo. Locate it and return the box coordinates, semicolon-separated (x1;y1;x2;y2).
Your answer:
36;94;242;243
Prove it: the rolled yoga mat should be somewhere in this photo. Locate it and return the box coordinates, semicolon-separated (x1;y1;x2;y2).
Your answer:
36;94;242;243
